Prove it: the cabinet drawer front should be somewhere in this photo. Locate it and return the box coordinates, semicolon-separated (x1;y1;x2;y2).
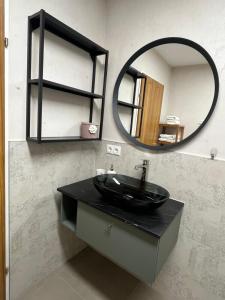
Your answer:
76;202;158;283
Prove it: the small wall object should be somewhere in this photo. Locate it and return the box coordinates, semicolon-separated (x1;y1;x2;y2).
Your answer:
210;148;218;160
80;122;99;139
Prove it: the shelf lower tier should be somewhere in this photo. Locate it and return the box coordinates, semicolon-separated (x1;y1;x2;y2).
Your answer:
27;136;100;143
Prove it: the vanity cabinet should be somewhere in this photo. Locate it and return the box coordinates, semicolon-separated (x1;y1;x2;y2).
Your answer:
57;178;184;284
76;201;181;284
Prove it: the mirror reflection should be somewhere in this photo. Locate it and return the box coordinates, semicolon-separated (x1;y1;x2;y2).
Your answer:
118;43;215;146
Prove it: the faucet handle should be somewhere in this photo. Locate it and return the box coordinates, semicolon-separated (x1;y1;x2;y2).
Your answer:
143;159;150;166
134;159;150;170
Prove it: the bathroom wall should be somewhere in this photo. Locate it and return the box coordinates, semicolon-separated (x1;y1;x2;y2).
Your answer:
100;0;225;299
168;64;214;138
10;141;95;300
95;141;225;300
8;0;107;299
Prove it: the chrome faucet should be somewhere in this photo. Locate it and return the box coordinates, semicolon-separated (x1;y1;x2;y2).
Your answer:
135;159;150;183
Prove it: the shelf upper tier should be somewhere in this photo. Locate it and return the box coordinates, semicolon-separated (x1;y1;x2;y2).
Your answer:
29;79;103;98
29;10;108;56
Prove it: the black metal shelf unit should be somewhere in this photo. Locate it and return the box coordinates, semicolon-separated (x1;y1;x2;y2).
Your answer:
26;9;108;143
118;67;145;136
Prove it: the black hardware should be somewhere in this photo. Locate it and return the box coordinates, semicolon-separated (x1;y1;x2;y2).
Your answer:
26;9;108;143
4;37;8;48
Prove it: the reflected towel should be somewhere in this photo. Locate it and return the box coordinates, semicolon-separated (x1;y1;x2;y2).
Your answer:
166;120;180;125
158;138;176;143
166;115;180;120
159;134;176;139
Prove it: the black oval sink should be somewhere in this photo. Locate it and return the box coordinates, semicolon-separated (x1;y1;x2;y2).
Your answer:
93;174;170;211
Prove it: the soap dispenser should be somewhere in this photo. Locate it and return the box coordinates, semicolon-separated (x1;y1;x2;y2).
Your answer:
107;164;117;174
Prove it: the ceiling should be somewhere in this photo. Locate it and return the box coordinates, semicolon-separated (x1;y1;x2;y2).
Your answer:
154;43;208;67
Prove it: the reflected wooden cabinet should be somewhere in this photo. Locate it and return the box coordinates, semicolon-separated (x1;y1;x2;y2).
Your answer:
137;76;164;145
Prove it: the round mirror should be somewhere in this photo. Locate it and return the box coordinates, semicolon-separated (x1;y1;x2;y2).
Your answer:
113;37;219;150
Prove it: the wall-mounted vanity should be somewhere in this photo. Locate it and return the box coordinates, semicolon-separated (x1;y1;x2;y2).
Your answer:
58;176;183;284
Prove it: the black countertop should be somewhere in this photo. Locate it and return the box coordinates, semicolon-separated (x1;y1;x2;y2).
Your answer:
57;177;184;238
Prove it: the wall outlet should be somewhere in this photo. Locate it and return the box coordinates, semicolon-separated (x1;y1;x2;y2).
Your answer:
106;144;122;156
113;145;121;156
106;144;115;155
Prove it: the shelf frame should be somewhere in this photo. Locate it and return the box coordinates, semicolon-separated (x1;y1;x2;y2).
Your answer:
26;9;108;143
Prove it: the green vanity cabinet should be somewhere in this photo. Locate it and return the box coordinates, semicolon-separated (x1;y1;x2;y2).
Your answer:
76;201;182;284
57;178;184;285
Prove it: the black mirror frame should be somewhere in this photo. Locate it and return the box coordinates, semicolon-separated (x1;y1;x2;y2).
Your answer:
113;37;219;151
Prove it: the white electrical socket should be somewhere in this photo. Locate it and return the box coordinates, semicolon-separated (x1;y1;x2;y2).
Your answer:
106;144;114;155
106;144;122;156
113;145;121;156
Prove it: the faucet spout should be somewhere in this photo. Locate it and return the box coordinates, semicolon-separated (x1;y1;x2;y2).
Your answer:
135;159;150;183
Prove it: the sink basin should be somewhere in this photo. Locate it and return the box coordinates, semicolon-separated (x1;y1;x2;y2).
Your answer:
93;174;170;211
